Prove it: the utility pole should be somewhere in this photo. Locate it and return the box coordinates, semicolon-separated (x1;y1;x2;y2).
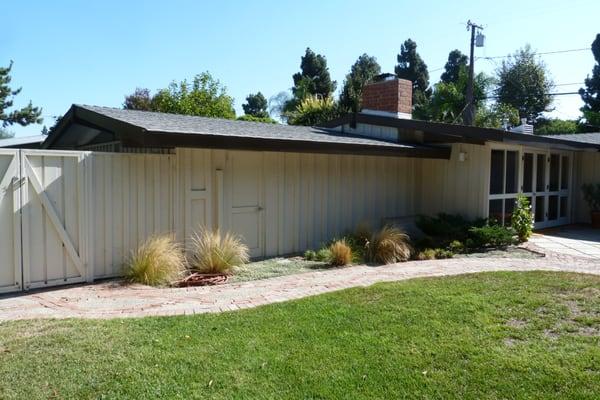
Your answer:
463;20;483;126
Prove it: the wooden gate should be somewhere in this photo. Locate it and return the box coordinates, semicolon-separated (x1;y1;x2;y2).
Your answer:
0;150;22;294
20;150;88;290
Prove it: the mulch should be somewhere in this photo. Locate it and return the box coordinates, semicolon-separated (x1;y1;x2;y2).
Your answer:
176;273;229;287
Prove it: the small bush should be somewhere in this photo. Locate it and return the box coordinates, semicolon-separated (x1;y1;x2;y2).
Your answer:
368;225;412;264
126;235;187;286
416;248;437;260
468;224;517;249
315;248;331;262
448;240;465;254
189;228;249;274
328;239;353;266
511;195;533;242
304;249;317;261
434;248;454;259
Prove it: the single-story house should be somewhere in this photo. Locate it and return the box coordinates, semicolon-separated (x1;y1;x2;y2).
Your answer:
0;135;46;149
40;77;600;261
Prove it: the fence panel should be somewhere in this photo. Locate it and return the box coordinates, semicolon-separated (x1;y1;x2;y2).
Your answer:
20;150;88;290
0;150;21;294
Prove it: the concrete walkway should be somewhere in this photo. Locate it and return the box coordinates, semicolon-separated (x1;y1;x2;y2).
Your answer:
529;225;600;259
1;250;599;321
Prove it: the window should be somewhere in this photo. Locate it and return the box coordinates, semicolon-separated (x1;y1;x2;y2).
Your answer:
548;195;558;220
561;156;569;190
523;153;533;193
535;196;545;223
505;151;519;194
560;196;568;218
549;154;560;191
490;150;504;195
489;199;503;223
536;154;546;192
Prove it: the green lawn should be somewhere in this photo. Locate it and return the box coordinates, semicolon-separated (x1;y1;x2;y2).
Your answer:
1;271;600;399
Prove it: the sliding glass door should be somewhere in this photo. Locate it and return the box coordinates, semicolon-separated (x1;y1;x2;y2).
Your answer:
489;147;571;229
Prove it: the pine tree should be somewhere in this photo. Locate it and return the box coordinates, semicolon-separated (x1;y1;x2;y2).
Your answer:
579;34;600;128
339;54;381;113
394;39;431;117
0;61;42;128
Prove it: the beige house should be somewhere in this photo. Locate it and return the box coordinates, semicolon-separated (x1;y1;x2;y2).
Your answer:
42;77;600;258
3;77;600;293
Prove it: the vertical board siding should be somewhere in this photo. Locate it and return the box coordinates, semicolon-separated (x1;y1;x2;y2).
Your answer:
0;150;20;293
574;152;600;223
91;153;174;278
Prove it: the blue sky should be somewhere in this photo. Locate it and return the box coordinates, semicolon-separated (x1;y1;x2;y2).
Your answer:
3;0;599;137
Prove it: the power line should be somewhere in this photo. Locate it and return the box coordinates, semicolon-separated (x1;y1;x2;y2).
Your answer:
483;91;580;100
477;47;590;60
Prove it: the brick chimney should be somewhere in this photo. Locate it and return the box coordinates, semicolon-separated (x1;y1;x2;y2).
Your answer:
361;76;412;119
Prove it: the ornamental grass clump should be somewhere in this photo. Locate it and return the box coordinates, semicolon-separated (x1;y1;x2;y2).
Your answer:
189;228;249;274
328;239;353;266
125;235;187;286
368;225;413;264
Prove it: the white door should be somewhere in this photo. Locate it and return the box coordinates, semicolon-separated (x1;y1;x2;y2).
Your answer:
488;148;571;229
0;150;22;293
227;152;264;258
525;151;571;229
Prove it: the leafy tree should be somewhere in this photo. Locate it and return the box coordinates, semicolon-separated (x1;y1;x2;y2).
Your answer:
236;114;277;124
124;88;153;110
535;118;579;135
394;39;431;117
0;61;42;128
579;34;600;130
123;72;235;119
440;49;468;84
268;91;292;123
425;67;492;123
0;128;13;139
495;45;554;122
242;92;269;118
286;48;336;113
286;96;340;126
339;54;381;112
475;102;520;129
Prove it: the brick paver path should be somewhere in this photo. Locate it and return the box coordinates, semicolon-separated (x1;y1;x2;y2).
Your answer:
1;249;599;321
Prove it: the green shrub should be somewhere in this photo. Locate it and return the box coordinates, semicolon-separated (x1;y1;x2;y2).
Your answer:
315;248;331;262
416;248;437;260
468;224;516;249
511;195;533;242
367;225;412;264
416;213;486;245
434;248;454;259
126;235;187;286
189;228;249;274
447;240;465;254
328;239;353;266
304;250;317;261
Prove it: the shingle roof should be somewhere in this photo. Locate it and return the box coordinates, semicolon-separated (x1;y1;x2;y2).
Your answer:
0;135;46;148
76;105;418;150
542;132;600;145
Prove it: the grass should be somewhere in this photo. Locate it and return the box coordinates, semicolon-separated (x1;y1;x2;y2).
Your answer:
125;235;186;286
188;228;249;274
1;272;600;399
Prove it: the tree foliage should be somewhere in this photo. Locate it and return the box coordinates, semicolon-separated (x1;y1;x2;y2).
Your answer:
475;103;520;129
495;45;554;122
290;48;336;105
339;54;381;113
535;118;579;135
123;72;235;119
236;114;277;124
124;88;152;111
0;61;42;128
394;39;431;116
440;49;468;84
425;66;492;123
579;34;600;129
242;92;269;118
286;96;340;126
